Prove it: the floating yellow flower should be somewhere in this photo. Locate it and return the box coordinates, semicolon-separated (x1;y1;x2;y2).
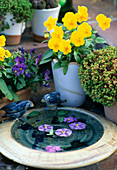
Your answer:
77;22;92;38
62;12;78;30
44;16;58;31
48;38;60;52
60;39;71;55
0;47;5;61
5;50;11;58
51;26;64;41
96;14;111;31
70;31;85;47
75;6;88;23
0;35;6;47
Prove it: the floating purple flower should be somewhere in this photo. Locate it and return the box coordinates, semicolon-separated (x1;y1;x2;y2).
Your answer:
45;145;62;153
15;56;25;64
64;116;77;123
35;53;42;66
69;122;86;130
25;72;34;78
38;124;53;132
55;128;72;137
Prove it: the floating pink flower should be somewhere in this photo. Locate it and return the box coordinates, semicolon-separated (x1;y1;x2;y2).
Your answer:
63;116;77;123
38;124;53;132
69;122;86;130
55;128;72;137
45;145;62;152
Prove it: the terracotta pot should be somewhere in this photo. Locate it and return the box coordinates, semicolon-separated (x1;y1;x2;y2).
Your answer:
104;103;117;124
51;59;86;107
0;88;31;122
32;4;61;42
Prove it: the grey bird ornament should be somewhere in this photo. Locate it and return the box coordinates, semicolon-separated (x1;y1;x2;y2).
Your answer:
1;100;34;120
41;92;66;108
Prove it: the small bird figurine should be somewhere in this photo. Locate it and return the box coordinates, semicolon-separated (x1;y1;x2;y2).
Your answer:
1;100;34;120
41;92;66;109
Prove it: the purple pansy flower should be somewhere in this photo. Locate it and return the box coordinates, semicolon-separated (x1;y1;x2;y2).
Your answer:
64;116;77;123
45;145;62;153
18;63;27;74
44;69;50;81
69;122;86;130
55;128;72;137
15;56;25;63
30;48;35;54
12;66;21;76
25;72;34;78
38;124;53;132
35;53;42;66
20;46;25;53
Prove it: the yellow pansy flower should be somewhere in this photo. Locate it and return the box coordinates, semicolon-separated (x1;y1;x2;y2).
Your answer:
51;26;64;40
48;38;60;52
0;35;6;47
60;39;71;55
5;50;11;58
70;31;85;47
75;6;88;23
44;16;58;31
77;22;92;38
0;47;5;61
62;12;78;30
96;14;111;31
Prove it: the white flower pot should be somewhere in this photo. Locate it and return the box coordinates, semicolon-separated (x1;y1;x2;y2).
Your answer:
32;4;61;42
0;13;25;45
52;59;86;107
104;103;117;124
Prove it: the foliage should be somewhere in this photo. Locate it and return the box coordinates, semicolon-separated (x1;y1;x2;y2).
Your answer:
0;0;33;31
78;46;117;107
29;0;60;9
0;35;50;101
40;5;111;75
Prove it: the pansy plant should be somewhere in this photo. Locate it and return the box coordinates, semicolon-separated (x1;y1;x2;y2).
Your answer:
0;36;50;101
40;5;111;75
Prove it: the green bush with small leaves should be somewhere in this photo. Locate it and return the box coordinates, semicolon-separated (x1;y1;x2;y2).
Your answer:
78;46;117;107
0;0;33;31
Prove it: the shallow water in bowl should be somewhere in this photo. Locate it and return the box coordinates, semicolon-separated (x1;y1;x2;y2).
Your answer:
11;108;104;152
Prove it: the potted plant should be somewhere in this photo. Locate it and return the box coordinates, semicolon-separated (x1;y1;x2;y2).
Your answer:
29;0;61;42
40;5;111;107
0;35;50;119
0;0;33;45
78;46;117;124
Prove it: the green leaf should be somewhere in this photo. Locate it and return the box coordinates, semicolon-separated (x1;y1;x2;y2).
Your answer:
74;50;81;63
47;128;54;136
0;78;13;100
0;72;2;77
10;90;19;101
6;68;12;73
53;61;61;70
95;37;107;44
58;116;64;123
63;66;68;75
40;49;53;62
40;58;52;65
30;65;37;74
57;110;67;116
28;111;40;118
17;78;26;90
